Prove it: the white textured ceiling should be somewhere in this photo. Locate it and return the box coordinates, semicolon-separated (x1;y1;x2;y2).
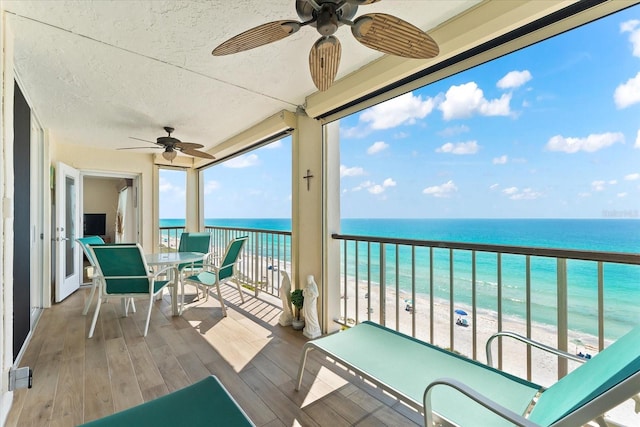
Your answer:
3;0;480;156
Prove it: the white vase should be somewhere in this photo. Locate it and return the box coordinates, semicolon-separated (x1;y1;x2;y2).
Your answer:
292;318;305;330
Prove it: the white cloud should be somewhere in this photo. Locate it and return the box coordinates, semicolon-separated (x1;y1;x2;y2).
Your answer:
609;180;618;185
592;180;606;191
368;178;396;195
367;141;389;155
439;82;512;120
158;177;185;200
636;129;640;148
578;192;591;198
263;140;282;149
360;92;437;130
223;153;259;168
625;173;640;181
438;125;470;137
617;192;628;198
340;165;365;178
352;180;373;192
614;72;640;109
489;183;499;190
502;186;542;200
493;155;508;164
436;141;479;155
497;70;532;89
422;180;457;198
545;132;624;153
621;20;640;57
203;180;220;195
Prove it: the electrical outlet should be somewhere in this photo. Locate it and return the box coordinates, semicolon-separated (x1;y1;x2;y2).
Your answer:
8;367;32;391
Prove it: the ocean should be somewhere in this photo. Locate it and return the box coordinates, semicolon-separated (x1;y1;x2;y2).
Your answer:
161;218;640;338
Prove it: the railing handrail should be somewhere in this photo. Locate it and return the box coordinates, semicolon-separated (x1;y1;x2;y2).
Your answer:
205;225;292;237
332;233;640;265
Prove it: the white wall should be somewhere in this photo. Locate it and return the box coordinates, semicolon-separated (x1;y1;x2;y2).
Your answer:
83;176;120;242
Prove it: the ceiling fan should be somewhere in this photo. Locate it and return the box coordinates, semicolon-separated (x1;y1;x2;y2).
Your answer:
212;0;439;92
121;127;214;161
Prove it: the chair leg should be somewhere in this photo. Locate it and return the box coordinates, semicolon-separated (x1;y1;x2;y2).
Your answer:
235;281;245;303
130;299;136;313
144;296;153;337
88;295;103;338
82;279;98;315
215;283;227;317
180;278;185;315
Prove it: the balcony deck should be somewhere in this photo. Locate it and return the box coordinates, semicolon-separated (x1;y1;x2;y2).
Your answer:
6;285;422;427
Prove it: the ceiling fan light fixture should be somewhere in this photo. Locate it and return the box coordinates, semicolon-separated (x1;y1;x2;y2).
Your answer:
162;147;178;161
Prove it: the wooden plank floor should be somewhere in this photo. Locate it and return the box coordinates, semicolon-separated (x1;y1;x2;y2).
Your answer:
6;284;422;427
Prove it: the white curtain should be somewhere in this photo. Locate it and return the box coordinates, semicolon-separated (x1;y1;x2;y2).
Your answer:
115;187;128;243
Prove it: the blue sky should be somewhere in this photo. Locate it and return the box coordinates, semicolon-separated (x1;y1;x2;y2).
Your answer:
161;5;640;220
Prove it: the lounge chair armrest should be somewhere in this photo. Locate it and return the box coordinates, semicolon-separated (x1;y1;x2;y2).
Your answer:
423;377;540;427
486;331;585;367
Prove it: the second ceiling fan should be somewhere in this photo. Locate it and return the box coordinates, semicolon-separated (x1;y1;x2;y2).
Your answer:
212;0;439;91
123;127;214;161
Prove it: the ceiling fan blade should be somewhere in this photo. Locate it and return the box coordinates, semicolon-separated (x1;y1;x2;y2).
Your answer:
174;141;204;150
351;13;439;59
309;36;342;92
181;148;215;159
212;20;302;56
346;0;381;5
117;146;162;150
128;136;157;144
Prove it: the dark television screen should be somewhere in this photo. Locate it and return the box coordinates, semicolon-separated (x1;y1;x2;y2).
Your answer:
83;213;106;236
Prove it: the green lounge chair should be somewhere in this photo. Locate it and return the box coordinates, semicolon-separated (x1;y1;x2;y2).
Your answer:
296;321;640;426
79;375;254;426
88;243;176;337
183;236;248;317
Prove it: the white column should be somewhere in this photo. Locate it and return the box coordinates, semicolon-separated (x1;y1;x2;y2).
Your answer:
185;167;199;231
291;111;341;334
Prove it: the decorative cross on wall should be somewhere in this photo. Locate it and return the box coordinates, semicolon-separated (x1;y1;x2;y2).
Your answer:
303;169;314;191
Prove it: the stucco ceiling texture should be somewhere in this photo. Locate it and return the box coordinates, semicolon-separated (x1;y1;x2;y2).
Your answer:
3;0;478;154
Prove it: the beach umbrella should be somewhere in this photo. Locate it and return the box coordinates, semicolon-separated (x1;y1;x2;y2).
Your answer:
454;309;468;316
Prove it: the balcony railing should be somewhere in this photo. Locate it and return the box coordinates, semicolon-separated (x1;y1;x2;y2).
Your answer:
160;225;291;298
332;233;640;384
205;225;292;297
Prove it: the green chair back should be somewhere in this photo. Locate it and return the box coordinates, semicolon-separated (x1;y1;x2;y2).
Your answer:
219;237;247;281
178;232;211;270
90;244;150;294
77;235;105;266
529;324;640;425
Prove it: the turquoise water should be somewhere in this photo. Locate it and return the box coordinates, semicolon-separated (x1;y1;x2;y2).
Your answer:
161;218;640;338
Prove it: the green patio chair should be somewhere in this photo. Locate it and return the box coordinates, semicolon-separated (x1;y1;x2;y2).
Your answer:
177;232;212;300
76;236;105;315
88;243;176;338
183;236;248;317
79;375;255;426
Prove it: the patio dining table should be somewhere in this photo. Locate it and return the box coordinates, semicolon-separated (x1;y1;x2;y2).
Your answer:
145;251;205;316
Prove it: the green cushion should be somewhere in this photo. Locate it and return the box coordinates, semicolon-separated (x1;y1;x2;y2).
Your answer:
529;324;640;425
79;375;254;426
311;321;541;426
186;271;218;286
